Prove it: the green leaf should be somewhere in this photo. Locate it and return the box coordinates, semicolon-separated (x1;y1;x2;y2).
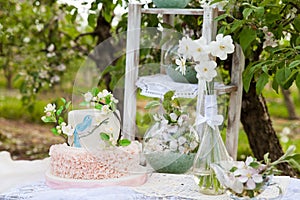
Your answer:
214;14;229;22
164;91;175;101
51;127;59;135
275;68;291;86
256;73;269;94
254;7;264;18
65;101;72;109
118;139;131;146
242;8;253;19
91;87;99;96
56;105;64;116
264;152;270;164
210;0;224;5
95;104;103;110
288;159;300;173
239;27;257;53
90;2;98;10
88;13;97;27
100;132;110;141
296;73;300;89
145;101;160;110
230;20;243;33
61;97;66;104
294;17;300;32
289;60;300;68
282;70;297;89
242;67;254;92
58;117;64;124
41;116;56;123
249;162;260;168
272;79;279;93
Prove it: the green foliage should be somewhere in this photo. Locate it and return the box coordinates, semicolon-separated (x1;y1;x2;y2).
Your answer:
0;0;88;104
216;0;300;94
41;98;72;142
100;132;131;147
0;96;47;123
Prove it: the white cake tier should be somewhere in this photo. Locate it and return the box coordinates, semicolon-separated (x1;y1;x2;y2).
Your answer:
68;109;120;152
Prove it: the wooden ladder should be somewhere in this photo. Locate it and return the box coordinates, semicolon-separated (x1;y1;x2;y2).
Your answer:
122;3;245;160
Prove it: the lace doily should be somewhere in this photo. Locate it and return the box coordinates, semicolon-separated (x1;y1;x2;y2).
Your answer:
136;74;227;99
133;173;291;200
136;74;198;98
0;175;293;200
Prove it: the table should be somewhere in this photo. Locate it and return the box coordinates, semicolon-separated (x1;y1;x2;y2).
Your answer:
1;151;300;200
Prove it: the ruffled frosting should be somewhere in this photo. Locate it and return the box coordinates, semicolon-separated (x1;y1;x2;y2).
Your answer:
49;142;141;180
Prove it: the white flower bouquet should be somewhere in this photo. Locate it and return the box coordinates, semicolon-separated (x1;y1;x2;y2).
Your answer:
81;87;119;115
211;146;300;199
166;34;234;85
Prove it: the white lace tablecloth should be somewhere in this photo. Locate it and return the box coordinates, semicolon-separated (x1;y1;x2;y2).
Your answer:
1;151;300;200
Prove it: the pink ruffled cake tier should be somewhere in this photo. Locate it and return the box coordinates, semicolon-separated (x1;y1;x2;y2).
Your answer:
46;143;148;188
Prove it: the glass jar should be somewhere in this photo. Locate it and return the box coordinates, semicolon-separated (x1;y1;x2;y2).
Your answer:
143;120;199;174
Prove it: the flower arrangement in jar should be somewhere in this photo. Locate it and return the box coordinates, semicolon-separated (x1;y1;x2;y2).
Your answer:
143;91;199;174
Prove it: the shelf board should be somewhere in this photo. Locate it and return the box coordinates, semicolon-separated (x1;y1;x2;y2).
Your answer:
141;8;204;15
141;8;225;15
136;74;237;99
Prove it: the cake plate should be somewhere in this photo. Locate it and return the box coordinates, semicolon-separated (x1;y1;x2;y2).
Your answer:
45;168;148;189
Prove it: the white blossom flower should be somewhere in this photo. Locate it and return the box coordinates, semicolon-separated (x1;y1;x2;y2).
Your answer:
50;75;60;83
97;91;104;98
178;37;194;59
46;52;56;58
169;113;178;122
47;43;55;52
177;114;188;126
111;96;119;104
234;168;263;190
56;64;66;71
61;124;75;136
44;103;56;113
175;57;187;75
177;136;187;145
102;89;110;97
168;124;179;133
281;127;291;135
195;60;217;82
190;141;198;150
191;37;210;61
84;92;93;102
23;37;30;43
178;146;186;153
169;140;178;151
101;105;111;114
263;31;277;48
209;34;234;60
39;70;48;79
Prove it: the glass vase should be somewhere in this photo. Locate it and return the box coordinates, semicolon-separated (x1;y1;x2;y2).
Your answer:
192;92;232;195
143;121;199;174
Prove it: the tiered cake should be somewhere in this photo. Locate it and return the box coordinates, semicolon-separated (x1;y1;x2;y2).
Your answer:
45;109;147;188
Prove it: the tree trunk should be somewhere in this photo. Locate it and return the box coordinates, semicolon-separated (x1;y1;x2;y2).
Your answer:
281;87;299;120
241;81;297;177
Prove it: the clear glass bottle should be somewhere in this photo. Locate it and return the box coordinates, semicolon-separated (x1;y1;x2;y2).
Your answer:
192;91;232;195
